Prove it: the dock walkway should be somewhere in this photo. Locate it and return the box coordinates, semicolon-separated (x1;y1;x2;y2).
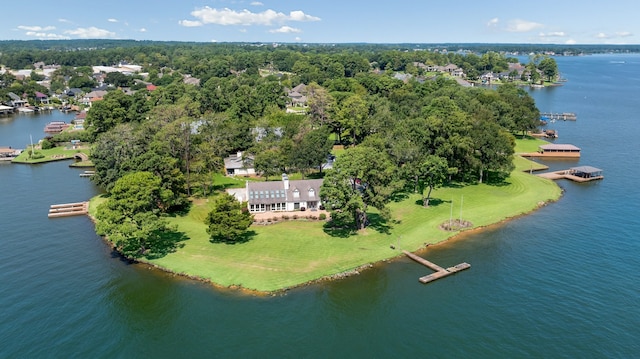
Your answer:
540;112;577;121
403;250;470;284
48;201;89;218
536;166;604;183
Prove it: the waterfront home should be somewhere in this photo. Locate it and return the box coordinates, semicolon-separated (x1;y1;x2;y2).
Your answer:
224;151;255;176
0;147;21;160
228;174;323;213
7;92;27;108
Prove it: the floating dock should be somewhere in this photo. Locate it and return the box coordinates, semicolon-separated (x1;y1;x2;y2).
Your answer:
540;112;577;121
79;170;95;177
48;202;89;218
403;250;470;284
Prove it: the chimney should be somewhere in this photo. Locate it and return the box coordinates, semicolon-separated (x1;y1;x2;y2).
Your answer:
237;151;242;160
282;173;289;190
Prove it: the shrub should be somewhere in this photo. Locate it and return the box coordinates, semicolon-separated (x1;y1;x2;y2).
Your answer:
292;214;298;220
319;213;327;220
40;139;55;150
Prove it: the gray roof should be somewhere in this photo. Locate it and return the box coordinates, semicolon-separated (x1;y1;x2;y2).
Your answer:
571;166;602;174
540;144;580;151
224;153;254;170
248;179;323;205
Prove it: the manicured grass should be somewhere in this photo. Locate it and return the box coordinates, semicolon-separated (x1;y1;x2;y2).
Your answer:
11;145;90;164
147;157;561;292
514;136;550;154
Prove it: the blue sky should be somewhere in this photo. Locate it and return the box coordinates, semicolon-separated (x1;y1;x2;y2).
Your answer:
3;0;639;44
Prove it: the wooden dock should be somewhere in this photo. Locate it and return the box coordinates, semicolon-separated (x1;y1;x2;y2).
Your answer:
48;202;89;218
403;250;470;284
540;112;577;121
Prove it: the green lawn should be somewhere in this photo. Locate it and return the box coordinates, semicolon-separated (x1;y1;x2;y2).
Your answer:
144;156;561;293
12;145;90;164
514;136;549;153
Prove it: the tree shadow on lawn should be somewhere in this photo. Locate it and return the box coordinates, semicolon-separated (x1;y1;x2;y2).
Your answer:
209;230;257;245
413;198;449;207
144;230;190;260
322;213;393;237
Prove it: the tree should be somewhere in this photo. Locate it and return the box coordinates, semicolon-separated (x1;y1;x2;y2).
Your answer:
408;155;449;207
205;194;253;243
95;172;173;258
320;145;397;230
538;57;559;82
292;127;334;175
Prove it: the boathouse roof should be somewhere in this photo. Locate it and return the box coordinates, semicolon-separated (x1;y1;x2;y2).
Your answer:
571;166;602;174
540;144;580;151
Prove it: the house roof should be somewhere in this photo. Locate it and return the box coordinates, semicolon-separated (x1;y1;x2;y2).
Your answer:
248;179;323;205
35;91;48;98
224;153;254;170
571;166;602;174
540;144;580;151
7;92;21;101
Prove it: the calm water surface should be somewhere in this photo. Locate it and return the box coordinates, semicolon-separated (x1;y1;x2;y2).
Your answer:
1;55;639;358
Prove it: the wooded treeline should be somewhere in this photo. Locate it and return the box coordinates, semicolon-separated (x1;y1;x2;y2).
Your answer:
1;42;546;252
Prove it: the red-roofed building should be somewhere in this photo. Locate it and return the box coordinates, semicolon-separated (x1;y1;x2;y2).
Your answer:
146;84;156;91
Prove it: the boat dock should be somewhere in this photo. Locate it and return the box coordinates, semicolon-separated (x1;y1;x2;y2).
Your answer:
48;201;89;218
540;112;577;121
536;166;604;182
79;170;95;177
403;250;470;284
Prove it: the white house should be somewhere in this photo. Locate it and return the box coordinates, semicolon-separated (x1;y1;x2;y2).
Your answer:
224;151;255;176
230;174;323;213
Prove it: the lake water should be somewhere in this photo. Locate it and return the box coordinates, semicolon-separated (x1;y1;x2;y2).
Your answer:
1;55;639;358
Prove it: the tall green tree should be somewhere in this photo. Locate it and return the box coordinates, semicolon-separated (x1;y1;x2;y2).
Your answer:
95;172;174;258
320;145;397;230
205;194;253;243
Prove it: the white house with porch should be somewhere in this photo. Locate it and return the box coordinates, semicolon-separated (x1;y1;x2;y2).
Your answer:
228;174;323;213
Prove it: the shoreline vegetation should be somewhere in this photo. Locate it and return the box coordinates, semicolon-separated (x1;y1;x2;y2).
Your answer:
88;138;561;294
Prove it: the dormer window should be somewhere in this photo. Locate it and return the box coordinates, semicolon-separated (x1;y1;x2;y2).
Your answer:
293;189;300;198
308;188;315;197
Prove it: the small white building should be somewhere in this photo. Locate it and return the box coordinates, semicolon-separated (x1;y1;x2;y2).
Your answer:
224;151;255;176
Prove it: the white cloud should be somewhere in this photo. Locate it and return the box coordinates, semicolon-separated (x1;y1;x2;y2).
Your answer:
58;18;70;23
25;31;68;39
542;31;566;37
239;28;247;33
486;18;499;27
178;19;203;27
270;26;301;34
294;36;301;42
251;1;263;5
139;28;147;32
108;18;118;23
180;7;320;27
616;31;632;37
506;19;543;32
64;27;116;38
596;32;608;39
565;39;577;45
18;25;55;31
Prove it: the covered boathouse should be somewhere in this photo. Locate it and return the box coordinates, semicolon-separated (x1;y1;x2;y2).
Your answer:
570;166;603;180
521;143;581;158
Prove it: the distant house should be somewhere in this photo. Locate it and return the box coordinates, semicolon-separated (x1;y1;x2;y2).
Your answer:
35;91;50;105
7;92;27;108
82;90;108;107
224;151;255;176
287;83;307;107
183;75;201;86
65;88;83;99
229;174;323;213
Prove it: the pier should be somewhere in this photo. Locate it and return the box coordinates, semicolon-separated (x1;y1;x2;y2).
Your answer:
403;250;470;284
536;166;603;183
540;112;577;121
48;201;89;218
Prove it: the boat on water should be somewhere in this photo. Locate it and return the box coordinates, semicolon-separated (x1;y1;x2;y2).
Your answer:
0;147;22;161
